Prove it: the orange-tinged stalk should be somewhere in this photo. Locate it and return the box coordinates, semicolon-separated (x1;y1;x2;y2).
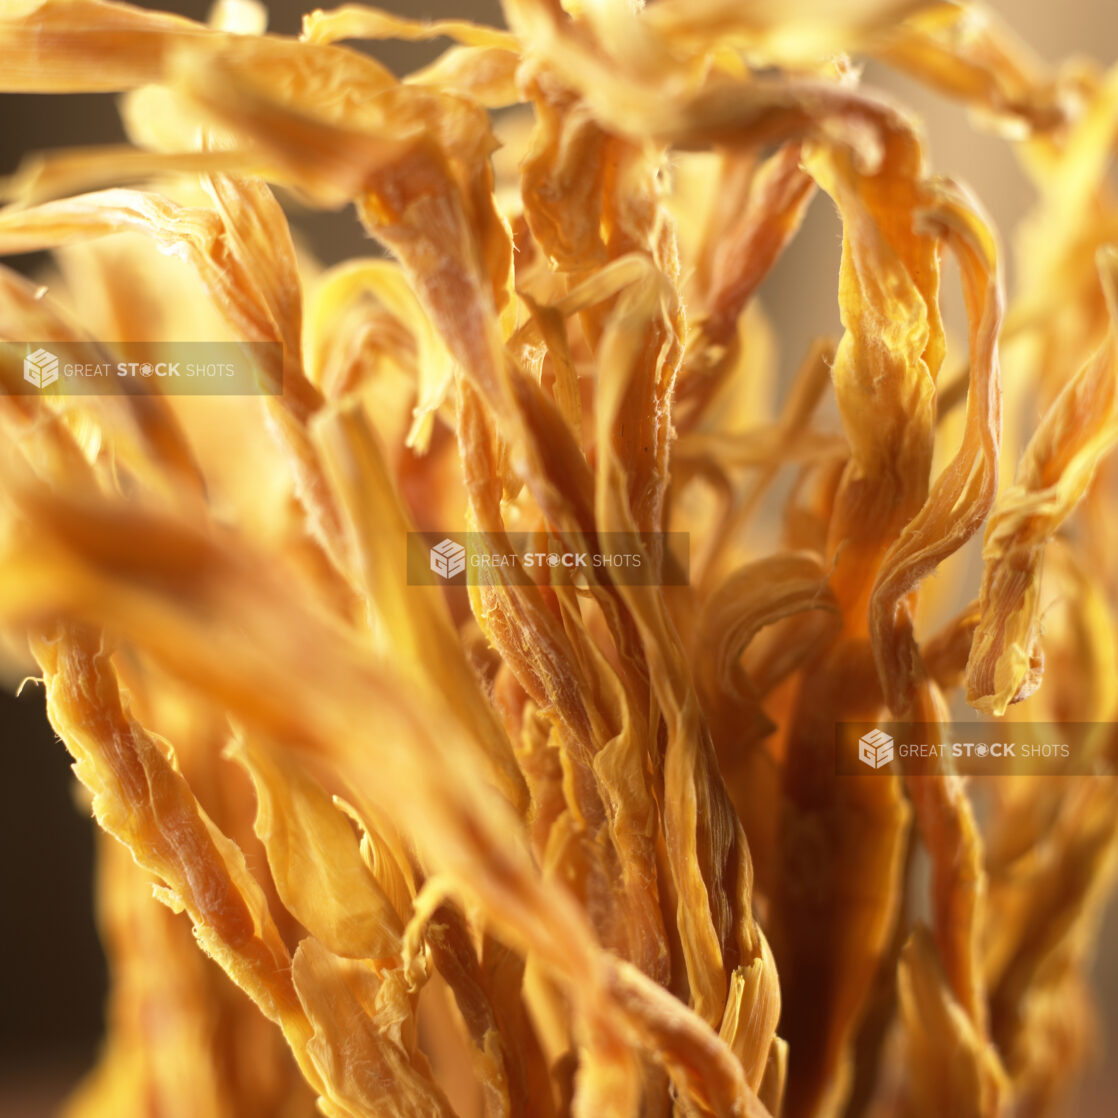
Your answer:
1;3;1117;1118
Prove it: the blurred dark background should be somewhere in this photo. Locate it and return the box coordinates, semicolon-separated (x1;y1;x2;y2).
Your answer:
0;686;104;1110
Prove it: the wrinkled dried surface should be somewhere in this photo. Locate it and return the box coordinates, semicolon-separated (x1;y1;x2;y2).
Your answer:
1;3;1117;1118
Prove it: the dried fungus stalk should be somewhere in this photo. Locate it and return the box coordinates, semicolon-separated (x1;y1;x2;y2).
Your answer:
1;2;1117;1118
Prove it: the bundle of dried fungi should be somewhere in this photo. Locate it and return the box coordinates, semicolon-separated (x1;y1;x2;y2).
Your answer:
1;1;1117;1116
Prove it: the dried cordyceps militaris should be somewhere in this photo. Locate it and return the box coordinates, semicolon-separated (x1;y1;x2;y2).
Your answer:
1;1;1117;1116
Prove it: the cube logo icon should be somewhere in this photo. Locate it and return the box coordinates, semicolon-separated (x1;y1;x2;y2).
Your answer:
858;729;894;769
430;537;466;580
24;347;59;389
